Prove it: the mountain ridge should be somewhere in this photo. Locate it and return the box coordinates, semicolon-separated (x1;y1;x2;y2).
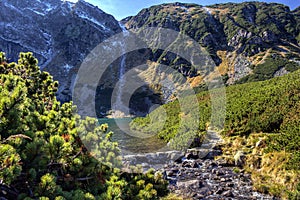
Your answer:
124;1;300;86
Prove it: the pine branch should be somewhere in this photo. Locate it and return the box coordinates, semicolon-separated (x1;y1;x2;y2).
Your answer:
4;134;32;142
76;176;94;181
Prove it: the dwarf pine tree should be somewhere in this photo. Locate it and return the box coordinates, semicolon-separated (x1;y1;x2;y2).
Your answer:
0;52;168;199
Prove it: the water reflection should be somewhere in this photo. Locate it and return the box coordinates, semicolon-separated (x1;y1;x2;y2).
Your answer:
98;118;168;155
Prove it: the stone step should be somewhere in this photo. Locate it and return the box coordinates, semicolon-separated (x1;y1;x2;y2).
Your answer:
186;148;211;159
200;143;214;149
206;134;222;140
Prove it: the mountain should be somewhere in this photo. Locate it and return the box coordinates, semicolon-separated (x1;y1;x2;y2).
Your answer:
124;2;300;86
0;0;121;102
0;1;300;116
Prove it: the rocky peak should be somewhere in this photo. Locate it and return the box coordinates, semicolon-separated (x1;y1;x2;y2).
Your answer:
0;0;122;102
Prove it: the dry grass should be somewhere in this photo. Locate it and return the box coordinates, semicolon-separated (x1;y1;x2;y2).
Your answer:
216;50;237;75
188;75;204;87
250;49;271;65
160;193;188;200
219;134;300;199
209;8;230;16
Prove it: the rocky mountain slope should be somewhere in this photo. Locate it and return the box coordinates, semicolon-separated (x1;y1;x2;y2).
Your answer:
124;2;300;86
0;0;121;102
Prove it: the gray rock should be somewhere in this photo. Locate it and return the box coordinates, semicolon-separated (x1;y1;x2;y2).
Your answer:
185;152;199;160
274;67;289;77
177;180;202;188
223;190;234;197
262;30;278;43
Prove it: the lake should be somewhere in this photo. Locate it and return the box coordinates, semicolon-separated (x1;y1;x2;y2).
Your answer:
98;118;169;155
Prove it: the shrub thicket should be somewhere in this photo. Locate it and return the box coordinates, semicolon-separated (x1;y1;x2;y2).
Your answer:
0;52;168;199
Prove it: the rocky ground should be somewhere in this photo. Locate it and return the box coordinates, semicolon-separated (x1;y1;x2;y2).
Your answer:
123;130;280;199
162;151;279;200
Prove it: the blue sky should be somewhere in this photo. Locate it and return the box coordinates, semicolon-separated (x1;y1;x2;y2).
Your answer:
76;0;299;20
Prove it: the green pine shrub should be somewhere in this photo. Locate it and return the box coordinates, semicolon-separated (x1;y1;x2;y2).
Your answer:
0;52;168;199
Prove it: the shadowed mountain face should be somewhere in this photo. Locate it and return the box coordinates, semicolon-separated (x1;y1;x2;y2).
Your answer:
124;2;300;85
0;0;121;102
